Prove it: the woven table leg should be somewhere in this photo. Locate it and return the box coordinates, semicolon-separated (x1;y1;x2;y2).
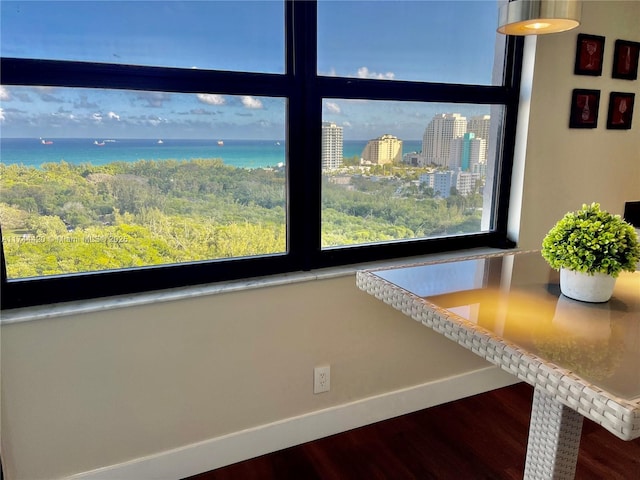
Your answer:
523;387;584;480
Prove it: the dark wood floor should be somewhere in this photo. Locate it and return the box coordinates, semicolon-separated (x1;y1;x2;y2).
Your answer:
185;382;640;480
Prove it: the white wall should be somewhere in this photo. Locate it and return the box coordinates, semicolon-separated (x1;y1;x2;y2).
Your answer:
2;273;512;480
512;1;640;249
1;2;639;479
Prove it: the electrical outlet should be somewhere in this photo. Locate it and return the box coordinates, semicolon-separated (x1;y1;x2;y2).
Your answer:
314;365;330;394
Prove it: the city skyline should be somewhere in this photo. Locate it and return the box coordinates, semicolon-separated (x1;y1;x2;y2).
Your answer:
1;1;502;140
320;113;491;174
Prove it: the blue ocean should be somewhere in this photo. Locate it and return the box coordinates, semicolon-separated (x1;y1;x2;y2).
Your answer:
0;138;422;169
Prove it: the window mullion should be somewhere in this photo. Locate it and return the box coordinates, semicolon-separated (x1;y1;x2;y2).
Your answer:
491;36;524;241
288;0;321;271
317;76;511;105
0;57;290;96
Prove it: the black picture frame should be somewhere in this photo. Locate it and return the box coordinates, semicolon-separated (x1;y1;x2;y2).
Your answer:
612;40;640;80
574;34;605;76
606;92;635;130
569;89;600;128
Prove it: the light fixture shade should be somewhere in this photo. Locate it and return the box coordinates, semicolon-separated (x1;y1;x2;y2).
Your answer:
497;0;582;35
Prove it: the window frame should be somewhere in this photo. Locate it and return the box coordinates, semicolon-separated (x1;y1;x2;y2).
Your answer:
0;1;523;309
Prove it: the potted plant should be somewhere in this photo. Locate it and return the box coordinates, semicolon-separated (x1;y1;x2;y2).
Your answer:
541;203;640;302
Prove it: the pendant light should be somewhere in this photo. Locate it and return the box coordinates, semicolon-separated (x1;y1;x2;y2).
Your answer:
497;0;582;35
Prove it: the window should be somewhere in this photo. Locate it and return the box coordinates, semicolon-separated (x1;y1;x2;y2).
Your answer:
0;0;285;73
318;0;504;85
0;1;522;309
1;88;287;279
321;101;504;249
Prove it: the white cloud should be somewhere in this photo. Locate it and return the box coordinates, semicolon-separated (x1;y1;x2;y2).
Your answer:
148;116;166;126
51;110;75;121
108;111;120;121
326;102;341;114
0;108;5;122
197;93;226;105
92;112;103;122
342;121;352;128
136;92;170;108
0;86;9;101
241;96;263;109
357;67;395;80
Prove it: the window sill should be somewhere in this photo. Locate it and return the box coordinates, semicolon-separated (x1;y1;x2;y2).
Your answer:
1;247;512;325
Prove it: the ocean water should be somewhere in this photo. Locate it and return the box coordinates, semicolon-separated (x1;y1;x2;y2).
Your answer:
0;138;422;169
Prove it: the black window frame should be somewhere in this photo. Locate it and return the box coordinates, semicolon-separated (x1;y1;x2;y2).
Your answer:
0;1;523;309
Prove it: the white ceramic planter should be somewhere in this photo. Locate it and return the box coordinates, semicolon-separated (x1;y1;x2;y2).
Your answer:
560;268;616;303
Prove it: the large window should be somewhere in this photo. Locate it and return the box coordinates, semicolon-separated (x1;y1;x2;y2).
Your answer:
1;88;287;279
0;1;522;309
321;101;504;249
0;1;285;72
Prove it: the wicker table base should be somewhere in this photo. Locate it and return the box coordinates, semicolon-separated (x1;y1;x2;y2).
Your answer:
524;387;584;480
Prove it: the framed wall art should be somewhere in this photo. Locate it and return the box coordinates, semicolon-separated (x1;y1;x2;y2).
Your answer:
612;40;640;80
569;89;600;128
574;34;605;76
606;92;635;130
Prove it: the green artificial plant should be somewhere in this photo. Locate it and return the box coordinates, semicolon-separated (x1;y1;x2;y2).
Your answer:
541;203;640;277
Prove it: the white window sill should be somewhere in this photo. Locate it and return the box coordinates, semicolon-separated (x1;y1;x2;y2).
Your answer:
1;247;512;325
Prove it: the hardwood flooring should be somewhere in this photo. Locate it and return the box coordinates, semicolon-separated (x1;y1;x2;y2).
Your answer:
185;382;640;480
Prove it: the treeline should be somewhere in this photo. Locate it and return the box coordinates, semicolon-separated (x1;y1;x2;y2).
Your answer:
0;159;482;278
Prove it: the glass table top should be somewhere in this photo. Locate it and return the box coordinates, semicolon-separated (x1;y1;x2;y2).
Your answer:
371;252;640;400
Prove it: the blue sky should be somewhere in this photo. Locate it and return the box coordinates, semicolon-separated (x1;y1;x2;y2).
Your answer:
0;1;501;140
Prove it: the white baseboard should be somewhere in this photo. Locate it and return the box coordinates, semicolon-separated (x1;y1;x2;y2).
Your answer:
68;366;518;480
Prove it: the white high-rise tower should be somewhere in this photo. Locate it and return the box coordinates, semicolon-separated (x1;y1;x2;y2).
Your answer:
422;113;467;167
321;122;343;170
467;115;490;141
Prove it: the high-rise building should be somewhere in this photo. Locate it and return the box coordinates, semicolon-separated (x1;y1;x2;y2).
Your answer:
449;133;486;171
467;115;490;141
467;115;491;163
470;137;486;170
422;113;467;167
361;134;403;165
321;122;343;170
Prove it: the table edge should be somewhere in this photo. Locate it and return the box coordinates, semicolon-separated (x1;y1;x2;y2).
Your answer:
356;250;640;441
